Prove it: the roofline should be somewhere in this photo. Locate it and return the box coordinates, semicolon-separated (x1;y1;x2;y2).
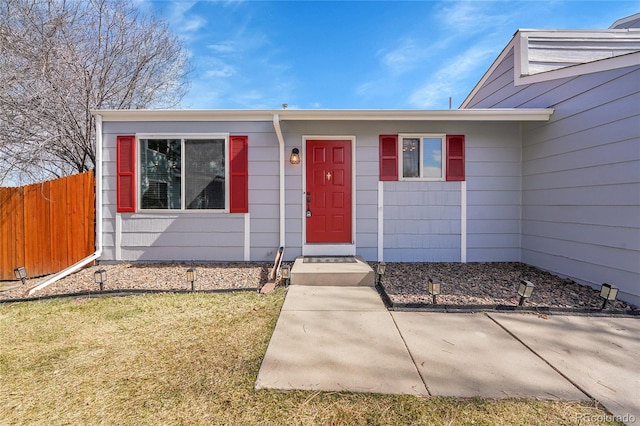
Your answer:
460;28;640;108
460;34;518;109
91;108;554;122
610;13;640;29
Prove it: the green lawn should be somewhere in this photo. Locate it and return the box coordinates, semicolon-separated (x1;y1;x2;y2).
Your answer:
0;290;619;425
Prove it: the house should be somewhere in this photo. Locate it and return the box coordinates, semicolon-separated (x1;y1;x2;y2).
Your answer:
91;15;639;305
460;13;640;307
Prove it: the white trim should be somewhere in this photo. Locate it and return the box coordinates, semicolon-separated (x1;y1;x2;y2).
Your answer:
93;108;554;122
244;213;250;261
378;181;384;262
136;134;230;213
398;133;446;181
302;244;356;257
115;213;122;261
273;114;286;248
460;181;467;263
301;136;357;256
515;51;640;86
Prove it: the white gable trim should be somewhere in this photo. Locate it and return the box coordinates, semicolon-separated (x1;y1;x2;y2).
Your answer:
515;51;640;85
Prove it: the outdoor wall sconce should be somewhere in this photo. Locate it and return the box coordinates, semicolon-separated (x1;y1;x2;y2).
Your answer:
428;277;441;304
187;268;197;291
376;262;386;285
599;283;619;310
94;269;107;291
517;280;535;306
14;267;27;285
281;264;291;286
289;148;300;164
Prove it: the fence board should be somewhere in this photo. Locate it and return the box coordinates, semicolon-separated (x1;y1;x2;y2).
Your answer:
0;171;95;281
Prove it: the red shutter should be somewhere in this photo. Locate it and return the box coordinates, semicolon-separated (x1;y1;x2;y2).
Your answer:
379;135;398;181
229;135;249;213
446;135;465;181
116;135;136;212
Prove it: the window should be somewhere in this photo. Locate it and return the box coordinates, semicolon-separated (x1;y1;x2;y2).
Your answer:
139;136;227;210
399;134;446;180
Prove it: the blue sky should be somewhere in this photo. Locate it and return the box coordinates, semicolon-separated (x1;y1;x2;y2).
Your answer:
146;0;639;110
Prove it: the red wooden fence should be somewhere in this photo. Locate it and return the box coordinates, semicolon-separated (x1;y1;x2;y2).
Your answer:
0;171;95;280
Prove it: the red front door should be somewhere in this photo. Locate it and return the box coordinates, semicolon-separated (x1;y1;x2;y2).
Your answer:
306;140;352;243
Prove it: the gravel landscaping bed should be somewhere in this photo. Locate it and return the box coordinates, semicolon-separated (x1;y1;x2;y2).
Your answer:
0;262;272;301
0;261;635;312
378;262;633;311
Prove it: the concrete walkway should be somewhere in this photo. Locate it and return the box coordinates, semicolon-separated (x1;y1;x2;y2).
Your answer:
256;286;639;421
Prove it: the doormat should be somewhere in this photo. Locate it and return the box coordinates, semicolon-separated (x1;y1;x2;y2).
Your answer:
303;256;357;264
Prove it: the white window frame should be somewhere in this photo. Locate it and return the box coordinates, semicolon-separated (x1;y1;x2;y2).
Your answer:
398;133;446;181
136;133;230;213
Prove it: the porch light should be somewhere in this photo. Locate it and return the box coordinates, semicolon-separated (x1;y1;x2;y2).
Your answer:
94;269;107;291
281;264;291;286
289;148;300;164
376;262;386;285
428;277;441;304
187;268;197;291
599;283;619;310
517;280;535;306
14;267;27;285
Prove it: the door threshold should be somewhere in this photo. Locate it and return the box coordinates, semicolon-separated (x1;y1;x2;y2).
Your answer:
302;244;356;257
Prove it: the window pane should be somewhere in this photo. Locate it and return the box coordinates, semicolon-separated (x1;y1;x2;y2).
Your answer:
140;139;181;209
185;139;225;209
402;138;420;178
422;137;442;179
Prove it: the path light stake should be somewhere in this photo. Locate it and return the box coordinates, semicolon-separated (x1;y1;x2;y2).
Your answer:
14;267;27;285
376;262;386;286
517;280;535;306
94;269;107;291
187;268;197;292
599;283;619;310
281;264;291;286
428;277;441;304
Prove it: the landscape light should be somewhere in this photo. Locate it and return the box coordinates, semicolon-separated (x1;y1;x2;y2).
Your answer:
376;262;386;285
281;264;291;286
14;267;27;285
517;280;535;306
94;269;107;291
428;277;441;304
187;268;197;292
599;283;619;310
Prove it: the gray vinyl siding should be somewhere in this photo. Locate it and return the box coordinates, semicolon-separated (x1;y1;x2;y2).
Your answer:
464;122;523;262
102;119;525;264
279;120;523;262
383;181;462;262
468;51;640;305
520;67;640;305
101;120;280;262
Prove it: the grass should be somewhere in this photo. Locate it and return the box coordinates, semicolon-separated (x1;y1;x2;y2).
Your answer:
0;290;621;425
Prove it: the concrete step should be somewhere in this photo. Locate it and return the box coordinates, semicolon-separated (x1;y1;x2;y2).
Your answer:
290;256;375;287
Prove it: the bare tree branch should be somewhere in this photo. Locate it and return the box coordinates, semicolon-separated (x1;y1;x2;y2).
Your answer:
0;0;190;185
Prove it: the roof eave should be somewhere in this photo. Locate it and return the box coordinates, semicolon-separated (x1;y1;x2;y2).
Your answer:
91;108;554;122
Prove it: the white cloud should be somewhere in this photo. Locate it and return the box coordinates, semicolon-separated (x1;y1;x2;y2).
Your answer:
409;46;495;108
166;1;207;36
435;0;513;35
377;37;433;75
207;42;237;53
